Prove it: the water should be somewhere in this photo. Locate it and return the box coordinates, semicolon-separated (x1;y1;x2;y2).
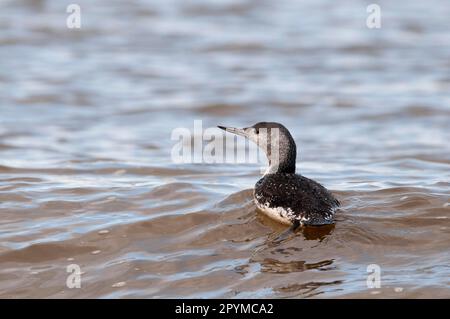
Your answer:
0;0;449;298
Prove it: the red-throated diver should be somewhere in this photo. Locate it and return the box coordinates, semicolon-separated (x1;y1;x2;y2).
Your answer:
218;122;340;227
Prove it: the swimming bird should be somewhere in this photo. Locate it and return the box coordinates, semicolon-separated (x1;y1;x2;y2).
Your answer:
218;122;339;227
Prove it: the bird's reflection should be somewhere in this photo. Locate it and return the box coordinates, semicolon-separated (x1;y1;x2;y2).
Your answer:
248;212;337;276
297;224;335;241
259;258;334;274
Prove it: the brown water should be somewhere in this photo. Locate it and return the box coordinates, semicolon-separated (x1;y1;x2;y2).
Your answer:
1;0;450;298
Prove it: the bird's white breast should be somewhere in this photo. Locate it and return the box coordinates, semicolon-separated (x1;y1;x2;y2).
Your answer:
255;199;302;225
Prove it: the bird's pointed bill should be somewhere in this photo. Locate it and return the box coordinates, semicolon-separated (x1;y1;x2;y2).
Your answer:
217;126;247;137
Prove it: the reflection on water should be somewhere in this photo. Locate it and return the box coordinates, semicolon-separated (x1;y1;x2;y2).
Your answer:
297;224;335;241
258;258;334;274
0;0;449;298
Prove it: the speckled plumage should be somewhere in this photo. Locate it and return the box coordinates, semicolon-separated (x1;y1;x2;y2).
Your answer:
254;173;340;226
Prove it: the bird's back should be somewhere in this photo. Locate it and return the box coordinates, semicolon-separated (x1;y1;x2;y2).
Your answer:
254;173;340;226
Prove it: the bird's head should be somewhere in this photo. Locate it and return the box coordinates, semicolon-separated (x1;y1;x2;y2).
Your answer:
218;122;297;174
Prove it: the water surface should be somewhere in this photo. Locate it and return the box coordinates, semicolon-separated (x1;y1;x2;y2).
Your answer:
0;0;449;298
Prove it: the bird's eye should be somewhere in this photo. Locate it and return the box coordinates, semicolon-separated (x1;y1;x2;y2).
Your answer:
254;128;259;134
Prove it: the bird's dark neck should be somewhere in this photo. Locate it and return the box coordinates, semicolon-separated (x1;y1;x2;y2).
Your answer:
265;139;297;174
